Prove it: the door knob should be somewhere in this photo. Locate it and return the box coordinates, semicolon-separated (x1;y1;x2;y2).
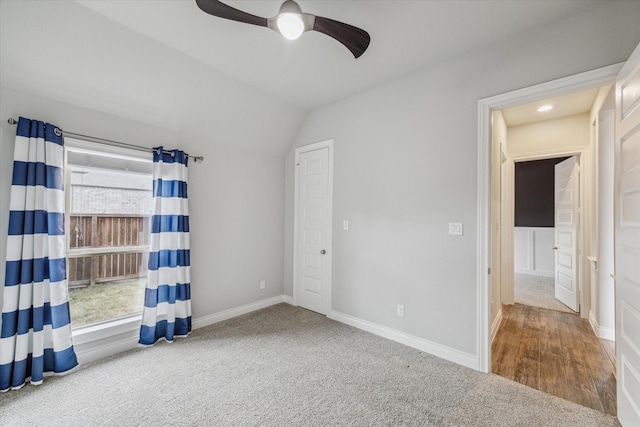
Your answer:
320;249;326;255
552;246;558;250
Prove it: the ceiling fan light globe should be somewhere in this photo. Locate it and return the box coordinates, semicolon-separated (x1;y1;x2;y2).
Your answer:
277;13;304;40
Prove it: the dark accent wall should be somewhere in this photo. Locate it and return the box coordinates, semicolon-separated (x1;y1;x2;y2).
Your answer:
515;157;569;227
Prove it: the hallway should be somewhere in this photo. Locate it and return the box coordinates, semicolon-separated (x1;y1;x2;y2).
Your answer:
492;304;616;415
514;273;574;313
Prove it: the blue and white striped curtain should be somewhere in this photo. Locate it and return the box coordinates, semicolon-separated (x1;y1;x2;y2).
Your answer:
139;147;192;346
1;117;78;392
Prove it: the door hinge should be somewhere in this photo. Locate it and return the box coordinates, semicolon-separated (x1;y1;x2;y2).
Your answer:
488;267;491;275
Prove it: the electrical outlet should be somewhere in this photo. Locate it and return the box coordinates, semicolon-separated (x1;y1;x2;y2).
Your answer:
397;304;404;317
260;280;266;290
343;220;349;230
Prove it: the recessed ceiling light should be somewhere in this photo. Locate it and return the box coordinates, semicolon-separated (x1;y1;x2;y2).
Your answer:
537;105;553;112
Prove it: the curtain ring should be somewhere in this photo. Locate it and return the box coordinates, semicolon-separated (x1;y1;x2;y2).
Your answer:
54;128;62;137
154;148;175;157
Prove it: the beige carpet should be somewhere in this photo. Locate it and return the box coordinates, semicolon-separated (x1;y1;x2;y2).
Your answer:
514;273;575;313
1;304;618;426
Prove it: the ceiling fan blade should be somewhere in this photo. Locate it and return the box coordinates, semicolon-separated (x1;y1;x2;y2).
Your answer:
196;0;268;27
313;16;370;58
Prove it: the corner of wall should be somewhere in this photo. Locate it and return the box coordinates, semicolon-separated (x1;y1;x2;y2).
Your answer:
589;309;615;341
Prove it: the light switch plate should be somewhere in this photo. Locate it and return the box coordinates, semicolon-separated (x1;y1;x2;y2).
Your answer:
448;222;463;236
343;220;349;230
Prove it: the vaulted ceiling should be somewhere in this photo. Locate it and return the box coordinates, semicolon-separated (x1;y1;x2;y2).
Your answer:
0;1;604;156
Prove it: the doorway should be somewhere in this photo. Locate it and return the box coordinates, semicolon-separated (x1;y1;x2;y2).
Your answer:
481;71;619;414
477;64;623;374
494;100;617;414
512;156;574;314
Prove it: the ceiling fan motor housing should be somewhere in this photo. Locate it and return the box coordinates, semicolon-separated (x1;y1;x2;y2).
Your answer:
279;0;302;16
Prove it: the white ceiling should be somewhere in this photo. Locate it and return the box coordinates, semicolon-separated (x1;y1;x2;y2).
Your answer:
0;0;606;156
501;87;602;127
77;0;601;111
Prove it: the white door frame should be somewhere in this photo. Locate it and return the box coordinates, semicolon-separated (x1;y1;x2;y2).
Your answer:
508;151;587;309
293;139;334;313
476;63;623;373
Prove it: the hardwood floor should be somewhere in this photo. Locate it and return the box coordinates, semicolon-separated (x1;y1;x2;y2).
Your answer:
492;303;616;415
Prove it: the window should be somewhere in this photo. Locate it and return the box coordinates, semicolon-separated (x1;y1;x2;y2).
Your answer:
64;139;153;328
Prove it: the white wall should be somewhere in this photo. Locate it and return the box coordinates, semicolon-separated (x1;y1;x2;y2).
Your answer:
514;227;555;277
0;87;286;325
507;113;591;158
284;2;640;363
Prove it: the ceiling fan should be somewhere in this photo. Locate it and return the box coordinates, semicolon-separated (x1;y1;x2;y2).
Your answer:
195;0;371;58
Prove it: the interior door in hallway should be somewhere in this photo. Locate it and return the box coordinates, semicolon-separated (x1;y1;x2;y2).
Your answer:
295;144;332;315
554;156;579;312
614;40;640;427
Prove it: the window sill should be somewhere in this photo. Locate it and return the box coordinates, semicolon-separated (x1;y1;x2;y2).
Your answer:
72;315;141;346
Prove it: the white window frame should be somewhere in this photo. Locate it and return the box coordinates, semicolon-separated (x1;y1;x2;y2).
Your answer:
63;138;153;363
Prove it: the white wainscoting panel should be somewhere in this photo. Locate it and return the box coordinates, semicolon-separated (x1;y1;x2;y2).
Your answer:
514;227;555;277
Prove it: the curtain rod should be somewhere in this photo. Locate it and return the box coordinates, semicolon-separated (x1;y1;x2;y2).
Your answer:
7;118;204;163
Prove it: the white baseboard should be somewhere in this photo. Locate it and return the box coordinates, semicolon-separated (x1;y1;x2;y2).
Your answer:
192;295;288;330
328;310;478;370
491;308;503;344
589;310;615;341
76;296;482;373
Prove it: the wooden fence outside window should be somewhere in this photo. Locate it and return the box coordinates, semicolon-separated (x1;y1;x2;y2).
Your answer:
67;214;150;288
